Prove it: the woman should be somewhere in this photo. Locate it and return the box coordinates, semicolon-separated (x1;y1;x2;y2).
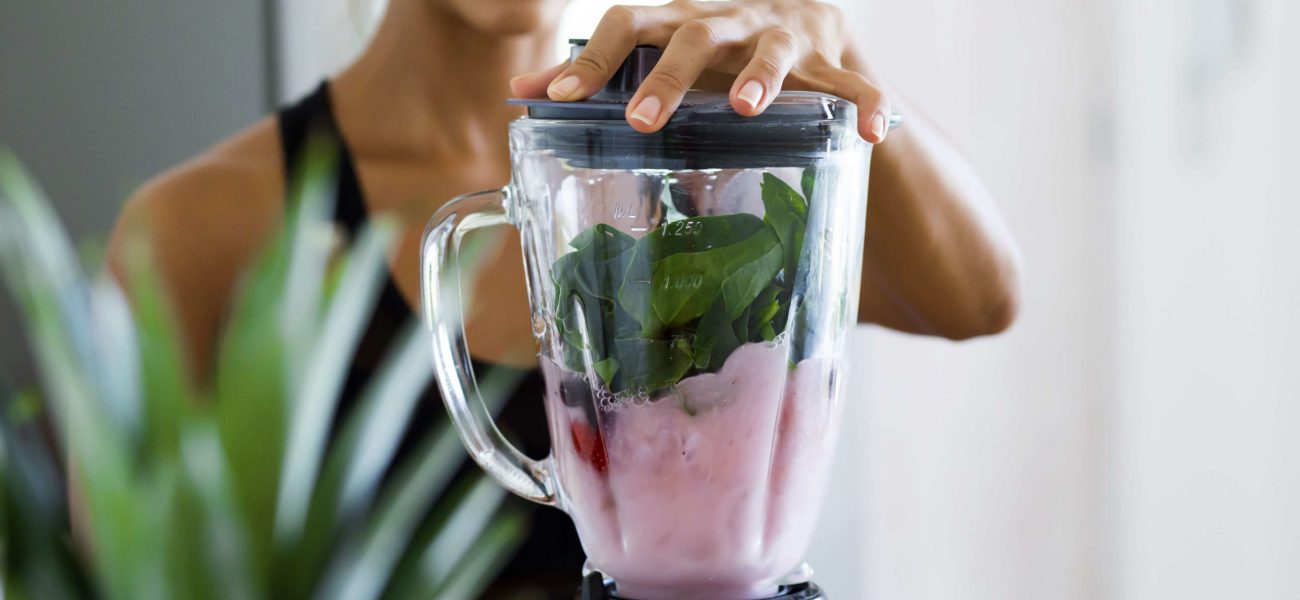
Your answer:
109;0;1021;595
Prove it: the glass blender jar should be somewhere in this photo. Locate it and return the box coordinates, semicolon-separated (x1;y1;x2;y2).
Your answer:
422;41;876;600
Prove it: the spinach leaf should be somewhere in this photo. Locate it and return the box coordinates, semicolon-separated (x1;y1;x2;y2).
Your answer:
761;173;809;288
570;223;635;254
692;298;742;371
554;224;637;369
652;213;767;257
747;284;782;335
801;167;817;205
719;239;784;320
594;356;620;386
617;213;767;336
764;173;809;224
551;173;813;397
731;294;753;348
613;336;694;392
615;235;663;337
649;226;781;327
571;225;634;301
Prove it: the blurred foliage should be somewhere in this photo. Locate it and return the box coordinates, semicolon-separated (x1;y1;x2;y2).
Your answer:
0;143;528;599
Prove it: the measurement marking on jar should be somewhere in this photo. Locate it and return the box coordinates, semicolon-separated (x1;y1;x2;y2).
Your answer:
661;273;704;290
613;200;637;219
664;219;703;237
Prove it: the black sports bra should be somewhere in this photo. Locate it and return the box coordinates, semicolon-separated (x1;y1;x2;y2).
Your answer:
276;82;585;599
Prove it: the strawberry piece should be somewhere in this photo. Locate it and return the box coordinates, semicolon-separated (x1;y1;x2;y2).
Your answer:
569;420;608;473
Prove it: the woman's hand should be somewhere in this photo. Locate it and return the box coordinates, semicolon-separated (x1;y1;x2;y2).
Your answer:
510;0;892;143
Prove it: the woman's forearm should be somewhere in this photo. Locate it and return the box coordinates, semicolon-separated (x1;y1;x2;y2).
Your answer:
854;96;1023;338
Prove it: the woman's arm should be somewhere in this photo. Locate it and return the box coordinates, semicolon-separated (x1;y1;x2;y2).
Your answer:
853;90;1021;338
511;0;1022;339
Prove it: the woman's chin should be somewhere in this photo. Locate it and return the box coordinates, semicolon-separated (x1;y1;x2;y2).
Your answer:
449;0;565;36
479;14;549;36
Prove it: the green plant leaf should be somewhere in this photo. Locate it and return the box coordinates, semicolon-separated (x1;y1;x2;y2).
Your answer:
281;320;433;598
425;506;527;600
418;474;507;588
212;220;291;589
385;494;528;600
0;148;100;426
336;321;436;518
120;242;191;459
276;217;395;546
1;147;160;599
176;426;258;600
1;143;530;600
86;278;143;441
0;395;94;600
279;134;342;385
319;365;525;600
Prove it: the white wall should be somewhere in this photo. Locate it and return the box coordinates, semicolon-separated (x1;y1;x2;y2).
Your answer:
276;0;380;101
842;0;1110;597
847;0;1300;598
1109;0;1300;597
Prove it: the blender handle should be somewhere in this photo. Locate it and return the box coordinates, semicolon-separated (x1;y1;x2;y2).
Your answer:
420;186;557;506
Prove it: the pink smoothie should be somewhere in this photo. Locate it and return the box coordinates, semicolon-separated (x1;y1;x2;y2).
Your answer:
542;341;842;600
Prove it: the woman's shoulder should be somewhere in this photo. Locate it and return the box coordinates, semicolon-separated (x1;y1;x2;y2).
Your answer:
112;116;289;271
108;116;291;373
126;116;286;226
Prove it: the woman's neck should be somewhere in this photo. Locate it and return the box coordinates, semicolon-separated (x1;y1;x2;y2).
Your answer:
333;0;558;161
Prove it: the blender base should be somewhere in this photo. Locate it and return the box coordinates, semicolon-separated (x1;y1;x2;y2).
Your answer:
580;572;825;600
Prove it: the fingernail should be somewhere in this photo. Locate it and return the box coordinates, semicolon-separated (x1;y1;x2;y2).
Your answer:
630;95;662;126
548;75;581;100
870;113;887;142
737;80;765;109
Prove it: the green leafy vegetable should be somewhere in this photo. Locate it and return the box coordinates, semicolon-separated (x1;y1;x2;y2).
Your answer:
692;297;741;372
761;172;809;296
552;171;814;396
801;167;817;205
647;226;781;328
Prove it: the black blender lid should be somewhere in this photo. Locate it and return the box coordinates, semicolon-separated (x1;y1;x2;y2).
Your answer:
508;40;857;170
509;39;855;124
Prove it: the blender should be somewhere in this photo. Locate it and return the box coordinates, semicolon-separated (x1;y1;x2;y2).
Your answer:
422;40;877;600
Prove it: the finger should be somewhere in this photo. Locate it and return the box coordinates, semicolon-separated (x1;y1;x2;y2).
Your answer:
510;62;568;98
729;28;800;116
827;69;892;143
548;5;652;101
626;18;743;133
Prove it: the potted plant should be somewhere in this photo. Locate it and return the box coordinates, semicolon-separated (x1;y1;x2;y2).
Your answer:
0;145;529;600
